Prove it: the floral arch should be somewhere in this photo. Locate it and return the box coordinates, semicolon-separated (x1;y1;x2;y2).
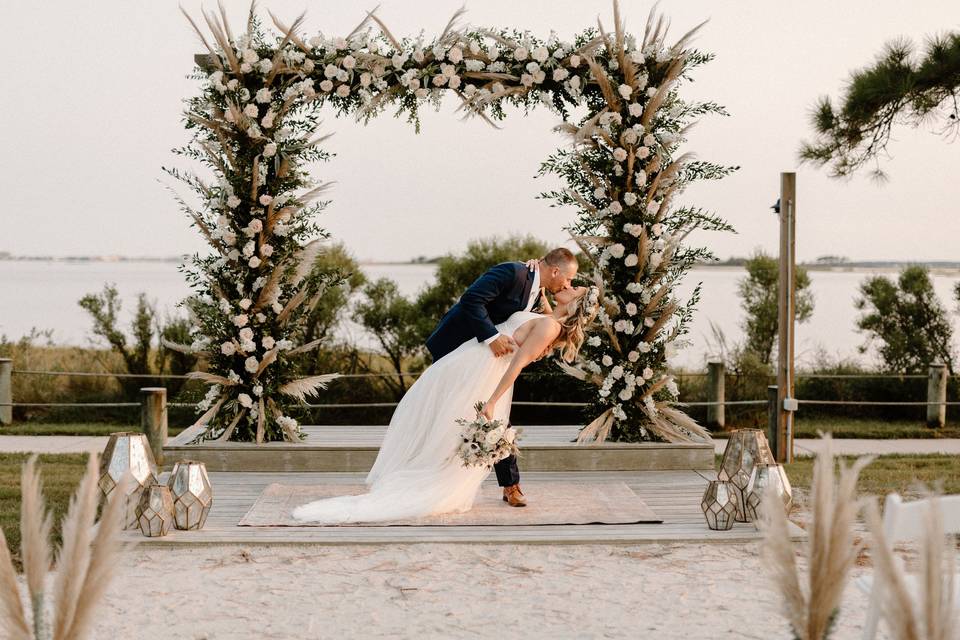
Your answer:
168;2;734;444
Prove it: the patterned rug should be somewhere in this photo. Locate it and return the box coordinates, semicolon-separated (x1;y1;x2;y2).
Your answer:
238;481;662;527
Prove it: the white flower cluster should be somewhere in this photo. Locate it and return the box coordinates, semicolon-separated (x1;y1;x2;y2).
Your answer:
454;404;521;469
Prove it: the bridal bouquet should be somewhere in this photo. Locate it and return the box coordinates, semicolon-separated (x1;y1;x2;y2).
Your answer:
454;402;522;469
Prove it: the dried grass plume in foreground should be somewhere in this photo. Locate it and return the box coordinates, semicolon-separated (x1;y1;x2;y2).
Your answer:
758;434;872;640
0;454;130;640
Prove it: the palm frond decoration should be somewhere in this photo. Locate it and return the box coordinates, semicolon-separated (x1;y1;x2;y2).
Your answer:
278;374;342;403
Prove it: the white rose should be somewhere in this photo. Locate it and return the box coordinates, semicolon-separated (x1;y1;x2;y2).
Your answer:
258;59;272;74
623;130;638;145
319;79;333;92
612;147;627;162
244;356;259;373
651;223;664;236
637;146;651;159
627;351;640;363
608;201;623;215
532;46;549;62
239;298;252;310
625;254;638;267
342;55;356;69
233;314;249;327
618;388;633;401
650;253;663;268
414;88;429;99
643;367;655;379
227;195;241;208
336;84;350;97
643;134;657;147
447;46;463;63
255;88;272;103
332;37;347;49
238;393;253;408
360;72;372;87
248;256;261;268
628;103;643;118
239;327;254;342
630;50;645;64
260;244;273;256
601;355;613;367
263;142;277;157
258;194;272;206
248;219;263;233
513;46;528;61
618;83;633;98
569;54;580;67
609;243;625;259
587;336;601;347
262;336;275;350
647;86;658;97
626;303;638;316
243;104;259;118
568;75;581;91
552;68;569;82
221;341;236;356
611;365;624;379
623;192;637;206
448;75;461;89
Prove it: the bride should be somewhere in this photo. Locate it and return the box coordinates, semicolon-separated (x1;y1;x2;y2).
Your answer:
291;284;598;524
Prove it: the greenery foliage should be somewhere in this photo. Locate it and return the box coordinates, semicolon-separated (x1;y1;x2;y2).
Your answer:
855;265;955;373
800;32;960;179
738;251;814;365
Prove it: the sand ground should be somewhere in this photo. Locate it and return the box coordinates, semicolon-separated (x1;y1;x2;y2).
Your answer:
81;539;883;640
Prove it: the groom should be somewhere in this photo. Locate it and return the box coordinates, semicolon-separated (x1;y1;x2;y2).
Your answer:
425;248;579;507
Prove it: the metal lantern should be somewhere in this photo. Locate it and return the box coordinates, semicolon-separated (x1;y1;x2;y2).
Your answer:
718;429;776;522
701;480;740;531
167;460;213;530
98;432;159;529
744;463;793;524
136;483;175;537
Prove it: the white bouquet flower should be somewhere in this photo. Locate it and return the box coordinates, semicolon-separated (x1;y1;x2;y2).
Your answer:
453;402;522;469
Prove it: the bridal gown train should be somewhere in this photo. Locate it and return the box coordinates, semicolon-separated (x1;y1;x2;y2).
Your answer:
291;310;542;524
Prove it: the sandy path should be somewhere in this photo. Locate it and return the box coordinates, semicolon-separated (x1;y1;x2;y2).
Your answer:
86;541;876;640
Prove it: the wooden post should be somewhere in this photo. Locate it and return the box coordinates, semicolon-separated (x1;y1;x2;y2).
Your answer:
0;358;11;426
140;387;168;465
927;362;947;428
706;360;725;429
767;385;781;460
776;173;797;463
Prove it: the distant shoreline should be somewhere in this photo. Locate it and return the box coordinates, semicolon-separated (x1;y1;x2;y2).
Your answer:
3;255;960;273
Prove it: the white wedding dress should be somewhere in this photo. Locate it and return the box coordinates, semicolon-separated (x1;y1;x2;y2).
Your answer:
291;310;542;524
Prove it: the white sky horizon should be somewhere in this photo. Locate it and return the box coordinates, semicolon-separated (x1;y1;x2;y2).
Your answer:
2;0;958;263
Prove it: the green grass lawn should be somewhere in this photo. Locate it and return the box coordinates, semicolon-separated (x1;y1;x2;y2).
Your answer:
0;422;186;437
783;454;960;496
0;453;91;570
712;417;960;440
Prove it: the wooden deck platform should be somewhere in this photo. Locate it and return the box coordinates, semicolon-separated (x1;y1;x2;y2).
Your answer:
120;469;806;546
164;425;716;472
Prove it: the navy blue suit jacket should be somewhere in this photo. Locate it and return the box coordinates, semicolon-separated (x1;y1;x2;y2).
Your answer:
426;262;539;361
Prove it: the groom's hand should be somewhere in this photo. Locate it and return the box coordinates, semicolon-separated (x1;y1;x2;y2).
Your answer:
489;334;517;357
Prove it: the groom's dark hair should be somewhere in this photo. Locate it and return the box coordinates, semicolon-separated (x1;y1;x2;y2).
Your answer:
543;247;576;267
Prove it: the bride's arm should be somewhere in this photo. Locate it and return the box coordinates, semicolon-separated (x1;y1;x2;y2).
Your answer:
537;288;552;314
481;319;561;419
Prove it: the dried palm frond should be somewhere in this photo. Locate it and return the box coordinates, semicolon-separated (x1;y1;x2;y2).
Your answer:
50;454;100;639
439;5;467;42
577;408;615;443
641;56;685;128
245;0;257;36
201;8;241;76
216;408;246;442
186;371;236;387
255;397;266;443
180;7;223;72
633;231;649;277
288;239;325;286
255;347;280;377
585;56;620;112
367;10;402;51
641;302;678;342
264;11;307;84
188;394;227;432
758;435;872;640
160;338;198;355
669;19;709;58
478;29;520;51
21;457;49;639
278;373;341;403
0;526;30;640
276;288;308;326
656;405;712;442
285;338;324;356
250;154;261;201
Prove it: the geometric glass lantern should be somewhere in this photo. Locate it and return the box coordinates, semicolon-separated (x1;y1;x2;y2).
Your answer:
744;462;793;525
98;431;159;529
166;460;213;530
718;429;776;522
701;480;740;531
136;483;176;537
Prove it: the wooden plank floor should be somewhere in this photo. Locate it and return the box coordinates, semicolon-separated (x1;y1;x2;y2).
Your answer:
121;469;806;546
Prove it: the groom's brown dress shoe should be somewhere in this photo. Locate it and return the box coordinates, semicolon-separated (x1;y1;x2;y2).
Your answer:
502;484;527;507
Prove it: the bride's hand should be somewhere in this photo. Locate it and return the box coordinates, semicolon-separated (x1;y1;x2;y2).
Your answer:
524;258;539;271
480;401;495;421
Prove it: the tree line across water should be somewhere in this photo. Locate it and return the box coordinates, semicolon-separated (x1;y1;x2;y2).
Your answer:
3;234;960;427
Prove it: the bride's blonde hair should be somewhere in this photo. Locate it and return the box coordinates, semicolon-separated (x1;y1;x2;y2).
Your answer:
552;286;600;363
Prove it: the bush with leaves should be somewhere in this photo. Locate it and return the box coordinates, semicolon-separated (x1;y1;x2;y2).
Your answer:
855;265;954;373
737;250;814;365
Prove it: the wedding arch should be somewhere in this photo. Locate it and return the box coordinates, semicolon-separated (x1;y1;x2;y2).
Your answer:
168;2;734;444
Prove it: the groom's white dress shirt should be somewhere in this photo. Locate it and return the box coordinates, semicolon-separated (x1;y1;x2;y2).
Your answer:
483;264;540;345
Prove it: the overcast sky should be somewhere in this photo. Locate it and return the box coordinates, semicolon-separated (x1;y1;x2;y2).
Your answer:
2;0;958;262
